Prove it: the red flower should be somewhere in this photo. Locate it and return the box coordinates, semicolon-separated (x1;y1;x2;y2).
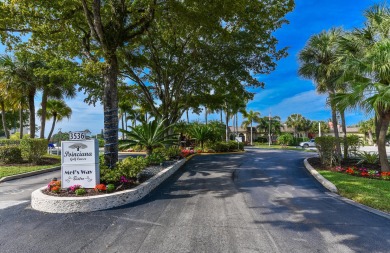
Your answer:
94;184;107;192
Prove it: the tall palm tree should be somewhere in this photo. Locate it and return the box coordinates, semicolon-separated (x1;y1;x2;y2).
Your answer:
37;99;72;141
285;114;305;137
241;110;261;145
298;28;345;158
334;4;390;170
0;51;42;138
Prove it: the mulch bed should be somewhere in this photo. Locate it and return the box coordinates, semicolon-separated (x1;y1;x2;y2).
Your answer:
42;160;178;197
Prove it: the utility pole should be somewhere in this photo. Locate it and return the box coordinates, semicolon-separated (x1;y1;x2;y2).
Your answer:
268;112;271;146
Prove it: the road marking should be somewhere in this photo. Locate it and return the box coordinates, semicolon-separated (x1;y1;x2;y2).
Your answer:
0;200;29;209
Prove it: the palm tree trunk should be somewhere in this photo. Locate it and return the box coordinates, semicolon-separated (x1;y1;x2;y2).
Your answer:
19;106;23;139
103;54;119;168
186;110;189;123
121;113;125;140
47;114;57;141
368;131;373;145
28;88;36;138
250;121;253;145
1;101;10;139
39;88;48;139
331;106;342;160
205;106;208;125
225;111;229;142
220;110;223;123
340;110;348;158
377;113;390;172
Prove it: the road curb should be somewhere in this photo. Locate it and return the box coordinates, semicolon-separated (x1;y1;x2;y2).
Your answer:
31;158;191;213
303;158;338;193
0;166;61;183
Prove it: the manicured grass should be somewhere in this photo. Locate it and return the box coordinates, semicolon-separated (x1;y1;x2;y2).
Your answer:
318;170;390;213
253;144;316;152
0;155;61;178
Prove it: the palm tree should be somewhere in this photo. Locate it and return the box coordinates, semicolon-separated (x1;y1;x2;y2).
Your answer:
358;119;375;145
241;110;261;145
298;28;344;158
37;99;72;141
334;4;390;170
119;118;177;155
0;51;42;138
187;123;212;150
285;114;305;138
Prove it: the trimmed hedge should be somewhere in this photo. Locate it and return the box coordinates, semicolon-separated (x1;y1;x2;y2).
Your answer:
0;145;23;164
315;136;338;167
20;139;48;164
0;139;21;146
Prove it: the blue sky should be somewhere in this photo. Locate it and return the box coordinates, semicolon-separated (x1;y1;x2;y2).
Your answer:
1;0;384;136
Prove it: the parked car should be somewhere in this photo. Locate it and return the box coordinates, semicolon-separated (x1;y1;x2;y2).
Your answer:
299;139;316;148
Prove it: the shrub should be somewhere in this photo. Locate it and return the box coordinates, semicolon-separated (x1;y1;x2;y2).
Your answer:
0;139;21;146
0;145;22;164
146;152;166;165
345;135;363;156
20;139;48;163
277;133;294;146
315;136;338;167
98;138;105;147
117;156;148;179
152;147;168;159
106;184;115;192
356;151;379;165
165;146;181;159
75;188;86;195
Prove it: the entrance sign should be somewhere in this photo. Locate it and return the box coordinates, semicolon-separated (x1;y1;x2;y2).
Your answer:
69;131;87;141
61;139;99;188
235;137;243;142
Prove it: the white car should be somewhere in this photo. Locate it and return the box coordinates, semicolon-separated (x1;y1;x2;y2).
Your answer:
299;139;316;148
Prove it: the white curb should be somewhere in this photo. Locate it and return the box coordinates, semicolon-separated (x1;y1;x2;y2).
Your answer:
31;159;187;213
303;158;338;193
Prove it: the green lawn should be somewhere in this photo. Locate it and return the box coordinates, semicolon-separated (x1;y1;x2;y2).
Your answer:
318;170;390;213
253;144;316;152
0;155;61;178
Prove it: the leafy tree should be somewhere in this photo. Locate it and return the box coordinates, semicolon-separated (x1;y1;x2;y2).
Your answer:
241;110;261;145
37;99;72;141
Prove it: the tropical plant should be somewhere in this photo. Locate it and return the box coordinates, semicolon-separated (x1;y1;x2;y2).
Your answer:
241;110;261;145
356;151;379;165
119;118;177;155
334;4;390;171
298;28;344;159
358;119;375;145
187;123;212;150
285;114;306;137
277;133;294;146
37;99;72;141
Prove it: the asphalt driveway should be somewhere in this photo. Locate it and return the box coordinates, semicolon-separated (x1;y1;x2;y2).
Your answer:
0;149;389;252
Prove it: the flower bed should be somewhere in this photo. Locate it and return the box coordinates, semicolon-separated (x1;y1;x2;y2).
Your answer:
333;166;390;180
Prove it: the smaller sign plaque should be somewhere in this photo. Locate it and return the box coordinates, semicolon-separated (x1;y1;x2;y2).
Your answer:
69;131;86;141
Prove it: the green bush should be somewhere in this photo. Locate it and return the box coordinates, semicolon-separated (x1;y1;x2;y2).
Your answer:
146;152;166;165
277;133;294;146
75;188;86;195
0;139;21;146
165;146;181;159
97;138;105;147
117;156;148;179
20;139;48;163
356;151;379;165
345;135;363;156
315;136;338;167
106;183;115;192
0;145;23;164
